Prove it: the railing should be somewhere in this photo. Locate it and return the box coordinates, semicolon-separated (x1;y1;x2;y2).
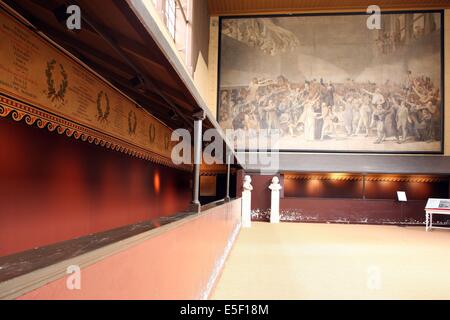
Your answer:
0;198;242;300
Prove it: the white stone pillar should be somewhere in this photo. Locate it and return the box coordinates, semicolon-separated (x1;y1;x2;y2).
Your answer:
269;176;282;224
241;175;253;228
190;110;205;213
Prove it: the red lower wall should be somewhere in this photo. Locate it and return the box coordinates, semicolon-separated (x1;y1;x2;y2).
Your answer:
17;199;241;300
0;118;191;256
279;198;429;224
248;173;449;224
248;174;284;211
284;177;448;200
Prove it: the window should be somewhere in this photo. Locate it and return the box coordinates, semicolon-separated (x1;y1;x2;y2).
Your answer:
148;0;192;70
165;0;176;39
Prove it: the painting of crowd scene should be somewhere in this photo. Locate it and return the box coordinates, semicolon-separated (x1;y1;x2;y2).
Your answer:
218;12;443;153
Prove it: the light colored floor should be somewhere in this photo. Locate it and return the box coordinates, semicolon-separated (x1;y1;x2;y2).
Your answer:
211;222;450;300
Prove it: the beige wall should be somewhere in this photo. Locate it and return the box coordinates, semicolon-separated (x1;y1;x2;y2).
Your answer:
192;15;220;119
206;16;220;117
191;0;211;104
193;15;219;118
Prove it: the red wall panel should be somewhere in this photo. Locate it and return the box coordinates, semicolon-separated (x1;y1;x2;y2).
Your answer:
0;118;191;256
279;198;429;224
284;178;364;198
364;180;448;200
17;199;242;300
247;174;284;211
250;173;449;224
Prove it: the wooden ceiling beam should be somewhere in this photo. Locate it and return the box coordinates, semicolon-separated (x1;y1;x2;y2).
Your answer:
14;0;195;124
70;54;182;123
2;0;191;129
36;21;193;105
31;23;136;77
74;3;195;129
111;0;193;96
74;53;192;125
25;19;194;113
28;0;175;73
7;0;213;133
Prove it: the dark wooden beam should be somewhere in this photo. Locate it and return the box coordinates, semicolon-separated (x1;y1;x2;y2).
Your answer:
111;0;191;88
76;56;189;126
73;2;194;129
29;0;189;94
2;0;188;128
25;0;193;105
31;21;135;77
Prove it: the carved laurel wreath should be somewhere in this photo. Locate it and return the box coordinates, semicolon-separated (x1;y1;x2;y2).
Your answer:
128;110;137;135
96;91;110;123
149;123;156;143
45;59;68;104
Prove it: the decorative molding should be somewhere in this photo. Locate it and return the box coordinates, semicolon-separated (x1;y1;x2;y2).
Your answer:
0;95;191;172
200;168;236;176
0;8;192;172
284;173;447;183
200;162;237;176
365;175;447;183
285;174;363;182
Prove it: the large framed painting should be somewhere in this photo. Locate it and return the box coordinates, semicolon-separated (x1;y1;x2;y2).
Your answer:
217;11;444;153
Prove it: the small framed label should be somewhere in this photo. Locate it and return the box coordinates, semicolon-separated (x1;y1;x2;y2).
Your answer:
397;191;407;202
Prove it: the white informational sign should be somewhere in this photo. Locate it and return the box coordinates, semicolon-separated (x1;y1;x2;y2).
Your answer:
425;198;450;210
397;191;407;202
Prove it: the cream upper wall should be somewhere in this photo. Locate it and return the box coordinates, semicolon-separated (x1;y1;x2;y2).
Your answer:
191;16;219;119
206;16;220;117
192;16;219;118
